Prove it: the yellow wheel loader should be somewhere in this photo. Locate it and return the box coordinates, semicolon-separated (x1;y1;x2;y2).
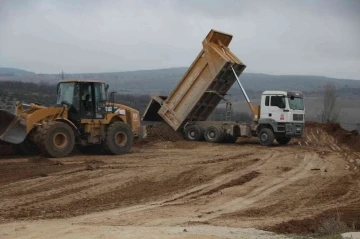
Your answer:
0;80;147;158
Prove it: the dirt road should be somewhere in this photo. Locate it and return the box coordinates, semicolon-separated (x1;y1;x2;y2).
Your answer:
0;124;359;238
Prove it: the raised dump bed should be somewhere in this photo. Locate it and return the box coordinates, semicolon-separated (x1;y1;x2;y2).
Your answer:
142;29;246;131
143;29;305;146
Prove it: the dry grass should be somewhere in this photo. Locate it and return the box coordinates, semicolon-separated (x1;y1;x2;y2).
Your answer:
316;218;351;237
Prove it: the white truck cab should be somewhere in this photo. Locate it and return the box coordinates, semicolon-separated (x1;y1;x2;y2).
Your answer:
256;90;305;145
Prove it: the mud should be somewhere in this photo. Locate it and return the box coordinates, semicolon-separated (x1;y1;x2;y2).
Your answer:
0;121;360;238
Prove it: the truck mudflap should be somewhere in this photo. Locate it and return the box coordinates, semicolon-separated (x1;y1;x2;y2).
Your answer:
0;110;27;144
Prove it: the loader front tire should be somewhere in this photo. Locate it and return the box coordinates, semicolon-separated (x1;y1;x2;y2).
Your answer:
103;122;133;155
40;122;75;158
13;136;40;156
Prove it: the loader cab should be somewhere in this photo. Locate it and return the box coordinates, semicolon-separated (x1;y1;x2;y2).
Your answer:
260;90;305;123
56;80;108;125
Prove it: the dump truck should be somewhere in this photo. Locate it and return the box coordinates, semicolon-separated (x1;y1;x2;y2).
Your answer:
0;80;146;157
142;29;305;145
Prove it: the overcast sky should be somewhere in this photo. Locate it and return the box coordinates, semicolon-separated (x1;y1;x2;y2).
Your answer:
0;0;359;79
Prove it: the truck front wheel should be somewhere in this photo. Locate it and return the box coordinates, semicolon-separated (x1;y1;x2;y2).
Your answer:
258;128;274;146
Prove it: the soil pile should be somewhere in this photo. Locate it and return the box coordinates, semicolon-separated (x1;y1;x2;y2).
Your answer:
146;123;184;142
305;121;360;152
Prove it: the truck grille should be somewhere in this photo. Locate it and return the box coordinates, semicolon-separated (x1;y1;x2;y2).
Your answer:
293;114;304;121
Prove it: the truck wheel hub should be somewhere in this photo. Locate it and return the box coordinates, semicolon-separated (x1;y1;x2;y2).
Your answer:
261;133;268;141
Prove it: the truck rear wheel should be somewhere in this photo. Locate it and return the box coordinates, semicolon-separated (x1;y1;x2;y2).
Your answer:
276;136;291;145
184;125;203;141
39;121;75;158
103;122;133;155
204;126;224;143
258;128;274;146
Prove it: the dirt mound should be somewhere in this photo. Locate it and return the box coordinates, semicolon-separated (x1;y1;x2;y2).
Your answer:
267;204;360;235
305;121;360;152
146;123;184;142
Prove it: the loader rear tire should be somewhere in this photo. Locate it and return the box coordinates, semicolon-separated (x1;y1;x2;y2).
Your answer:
13;136;40;156
103;122;133;155
184;125;203;141
258;128;274;146
39;122;75;158
204;126;224;143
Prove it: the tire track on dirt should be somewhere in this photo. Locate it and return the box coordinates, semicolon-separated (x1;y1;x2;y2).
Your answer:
201;152;316;222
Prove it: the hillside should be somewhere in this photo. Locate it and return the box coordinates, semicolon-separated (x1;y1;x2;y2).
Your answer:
0;67;359;99
0;67;35;76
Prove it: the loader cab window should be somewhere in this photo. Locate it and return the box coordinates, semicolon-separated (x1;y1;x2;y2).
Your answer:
270;95;286;109
94;83;106;119
57;83;75;105
81;84;93;118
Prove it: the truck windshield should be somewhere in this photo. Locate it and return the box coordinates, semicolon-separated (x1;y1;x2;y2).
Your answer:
288;97;304;110
57;83;75;105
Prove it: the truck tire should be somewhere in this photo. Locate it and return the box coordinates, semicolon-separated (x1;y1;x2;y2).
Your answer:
258;128;274;146
204;126;224;143
13;136;40;156
276;136;291;145
103;122;133;155
39;121;75;158
184;125;203;141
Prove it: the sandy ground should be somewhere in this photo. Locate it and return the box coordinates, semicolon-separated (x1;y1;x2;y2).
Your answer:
0;125;359;238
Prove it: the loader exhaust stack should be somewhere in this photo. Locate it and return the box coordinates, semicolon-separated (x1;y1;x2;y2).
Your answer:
0;110;27;144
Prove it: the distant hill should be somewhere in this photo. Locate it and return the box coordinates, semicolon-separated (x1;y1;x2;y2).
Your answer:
0;67;359;98
0;67;35;76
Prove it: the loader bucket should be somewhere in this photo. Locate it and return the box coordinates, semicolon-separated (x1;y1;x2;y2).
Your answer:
0;110;27;144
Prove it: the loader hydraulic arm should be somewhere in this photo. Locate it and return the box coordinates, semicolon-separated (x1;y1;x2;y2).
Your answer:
231;66;259;120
